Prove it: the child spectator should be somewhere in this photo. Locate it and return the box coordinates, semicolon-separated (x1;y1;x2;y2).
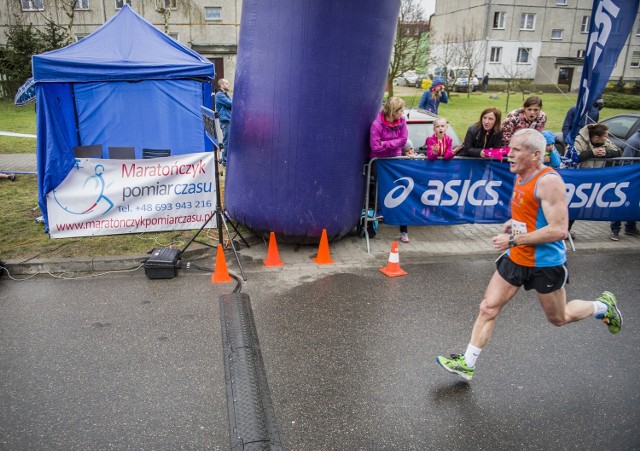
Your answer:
402;139;415;157
541;130;562;168
425;118;457;161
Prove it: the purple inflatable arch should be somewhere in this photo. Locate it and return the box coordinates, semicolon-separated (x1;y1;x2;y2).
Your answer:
225;0;401;241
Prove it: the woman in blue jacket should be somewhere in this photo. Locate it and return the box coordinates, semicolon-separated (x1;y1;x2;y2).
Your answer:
418;77;448;114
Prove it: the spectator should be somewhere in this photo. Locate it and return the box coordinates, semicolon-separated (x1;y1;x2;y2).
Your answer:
215;78;233;166
0;173;16;181
425;118;457;161
501;96;547;146
402;139;415;157
573;123;621;169
482;73;489;93
561;98;604;144
541;130;562;168
418;77;448;114
455;107;503;158
610;128;640;240
369;97;410;243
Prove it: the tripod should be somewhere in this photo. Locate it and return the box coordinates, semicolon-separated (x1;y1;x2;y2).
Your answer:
181;100;250;280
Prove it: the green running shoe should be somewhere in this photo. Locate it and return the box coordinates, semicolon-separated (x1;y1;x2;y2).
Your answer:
435;354;474;381
598;291;623;334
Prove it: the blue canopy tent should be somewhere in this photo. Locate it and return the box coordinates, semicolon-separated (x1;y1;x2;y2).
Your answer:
32;5;214;229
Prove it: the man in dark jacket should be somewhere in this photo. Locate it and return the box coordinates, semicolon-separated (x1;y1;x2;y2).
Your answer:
561;98;604;144
215;78;233;166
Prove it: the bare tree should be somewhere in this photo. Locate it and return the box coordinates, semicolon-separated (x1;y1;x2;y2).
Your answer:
497;64;527;112
387;0;428;97
455;25;485;97
429;30;459;86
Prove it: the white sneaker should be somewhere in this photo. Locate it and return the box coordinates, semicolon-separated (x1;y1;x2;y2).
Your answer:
400;232;410;243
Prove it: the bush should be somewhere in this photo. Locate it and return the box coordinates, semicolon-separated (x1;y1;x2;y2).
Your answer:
602;92;640;109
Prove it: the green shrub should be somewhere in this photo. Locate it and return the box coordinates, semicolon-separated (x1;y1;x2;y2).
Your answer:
602;92;640;109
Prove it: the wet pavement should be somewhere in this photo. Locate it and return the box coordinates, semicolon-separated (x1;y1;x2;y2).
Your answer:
1;252;639;449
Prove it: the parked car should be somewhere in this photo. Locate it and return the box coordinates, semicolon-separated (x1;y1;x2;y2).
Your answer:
393;70;418;87
599;113;640;150
405;108;462;152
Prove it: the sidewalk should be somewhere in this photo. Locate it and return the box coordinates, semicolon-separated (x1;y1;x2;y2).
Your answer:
5;218;640;276
0;152;37;174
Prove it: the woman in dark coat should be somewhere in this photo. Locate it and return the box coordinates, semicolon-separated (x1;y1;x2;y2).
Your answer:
454;107;503;158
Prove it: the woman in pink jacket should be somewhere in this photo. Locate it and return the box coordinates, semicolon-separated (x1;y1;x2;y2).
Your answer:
369;97;411;242
369;97;408;159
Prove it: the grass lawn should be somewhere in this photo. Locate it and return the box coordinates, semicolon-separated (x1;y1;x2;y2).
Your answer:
0;94;636;260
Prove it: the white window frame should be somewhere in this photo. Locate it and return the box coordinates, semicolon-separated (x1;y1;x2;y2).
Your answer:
22;0;44;11
493;11;506;29
517;48;531;64
631;51;640;68
490;47;502;63
577;49;585;58
115;0;131;9
168;32;179;41
520;13;536;31
74;0;90;10
205;6;222;21
581;16;590;33
156;0;177;9
555;0;568;6
551;29;564;40
75;33;90;41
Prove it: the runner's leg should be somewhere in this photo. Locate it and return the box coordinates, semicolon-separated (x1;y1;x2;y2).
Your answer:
469;270;520;349
538;288;594;326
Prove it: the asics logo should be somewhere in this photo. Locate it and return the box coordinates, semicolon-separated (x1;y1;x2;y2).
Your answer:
384;178;502;208
565;182;628;208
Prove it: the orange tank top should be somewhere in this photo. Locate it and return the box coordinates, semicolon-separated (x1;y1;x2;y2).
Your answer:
508;166;566;267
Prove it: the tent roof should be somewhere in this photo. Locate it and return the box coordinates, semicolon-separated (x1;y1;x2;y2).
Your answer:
32;5;214;82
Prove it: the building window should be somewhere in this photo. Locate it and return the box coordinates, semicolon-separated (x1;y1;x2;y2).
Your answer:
115;0;131;9
551;29;564;40
205;6;222;21
168;32;179;41
631;51;640;68
493;12;505;29
75;0;89;9
75;33;90;41
555;0;568;5
156;0;177;9
490;47;502;63
577;49;585;58
581;16;590;33
517;48;531;64
520;13;536;31
22;0;44;10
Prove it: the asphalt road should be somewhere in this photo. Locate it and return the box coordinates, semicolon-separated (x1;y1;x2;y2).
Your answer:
1;252;638;450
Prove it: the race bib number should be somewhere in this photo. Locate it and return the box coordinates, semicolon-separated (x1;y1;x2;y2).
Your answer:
512;219;527;235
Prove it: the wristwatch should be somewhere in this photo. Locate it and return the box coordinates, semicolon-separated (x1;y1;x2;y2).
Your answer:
508;235;517;248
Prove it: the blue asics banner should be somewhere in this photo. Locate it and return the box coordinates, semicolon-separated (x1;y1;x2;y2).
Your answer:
376;159;514;226
376;160;640;225
570;0;639;144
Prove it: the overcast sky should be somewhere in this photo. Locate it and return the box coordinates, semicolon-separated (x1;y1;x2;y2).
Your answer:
418;0;436;17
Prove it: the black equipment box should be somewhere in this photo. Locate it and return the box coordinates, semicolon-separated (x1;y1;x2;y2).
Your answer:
144;248;181;279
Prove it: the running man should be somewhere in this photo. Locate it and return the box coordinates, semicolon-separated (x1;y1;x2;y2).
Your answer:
436;128;622;381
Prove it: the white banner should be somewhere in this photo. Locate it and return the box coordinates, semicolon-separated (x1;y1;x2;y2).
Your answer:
46;153;217;238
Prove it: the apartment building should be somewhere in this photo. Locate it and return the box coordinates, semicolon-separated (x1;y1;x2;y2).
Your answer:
430;0;640;91
0;0;241;85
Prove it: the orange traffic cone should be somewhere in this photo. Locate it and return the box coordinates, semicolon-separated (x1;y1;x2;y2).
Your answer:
312;229;334;265
264;232;284;267
379;241;407;277
212;244;232;283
